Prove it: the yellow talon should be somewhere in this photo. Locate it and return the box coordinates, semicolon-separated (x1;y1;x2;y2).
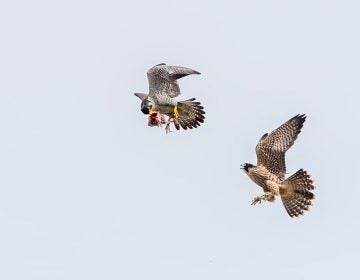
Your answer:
173;106;180;118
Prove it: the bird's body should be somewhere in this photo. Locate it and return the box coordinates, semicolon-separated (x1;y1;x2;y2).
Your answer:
135;63;205;131
241;114;315;217
135;63;205;132
247;165;282;196
146;94;177;116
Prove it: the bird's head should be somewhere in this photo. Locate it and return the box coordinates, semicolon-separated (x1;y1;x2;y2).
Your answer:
134;93;154;115
240;163;255;173
140;99;153;115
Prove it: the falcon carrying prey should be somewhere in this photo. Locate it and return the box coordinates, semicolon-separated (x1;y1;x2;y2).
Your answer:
134;63;205;133
240;114;315;217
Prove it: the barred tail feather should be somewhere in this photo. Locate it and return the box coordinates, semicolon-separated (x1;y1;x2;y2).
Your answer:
173;118;180;130
176;98;205;130
280;169;315;218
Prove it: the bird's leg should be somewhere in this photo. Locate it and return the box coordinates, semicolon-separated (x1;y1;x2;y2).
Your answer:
173;106;180;119
251;192;275;205
159;114;166;127
164;117;174;134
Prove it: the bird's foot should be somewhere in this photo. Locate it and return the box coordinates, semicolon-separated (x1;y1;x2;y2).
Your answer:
165;122;171;134
251;192;274;205
164;118;174;134
251;195;263;206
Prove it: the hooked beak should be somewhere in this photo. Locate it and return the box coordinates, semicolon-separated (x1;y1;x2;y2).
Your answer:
240;164;245;170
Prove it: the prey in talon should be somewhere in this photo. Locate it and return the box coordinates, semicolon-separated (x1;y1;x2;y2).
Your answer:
147;111;164;127
134;63;205;133
147;111;175;133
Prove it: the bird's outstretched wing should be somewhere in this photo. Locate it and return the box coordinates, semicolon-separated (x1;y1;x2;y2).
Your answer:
147;63;200;98
255;114;306;179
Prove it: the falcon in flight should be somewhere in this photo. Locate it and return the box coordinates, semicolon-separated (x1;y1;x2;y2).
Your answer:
134;63;205;132
241;114;315;217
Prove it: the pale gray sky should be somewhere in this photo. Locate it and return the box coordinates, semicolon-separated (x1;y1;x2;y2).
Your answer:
0;0;359;279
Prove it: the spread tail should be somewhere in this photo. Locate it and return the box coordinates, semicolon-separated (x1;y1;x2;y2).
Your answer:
280;169;315;217
175;98;205;130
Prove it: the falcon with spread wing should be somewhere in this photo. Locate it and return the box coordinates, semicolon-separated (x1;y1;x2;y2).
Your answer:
134;63;205;132
240;114;315;217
